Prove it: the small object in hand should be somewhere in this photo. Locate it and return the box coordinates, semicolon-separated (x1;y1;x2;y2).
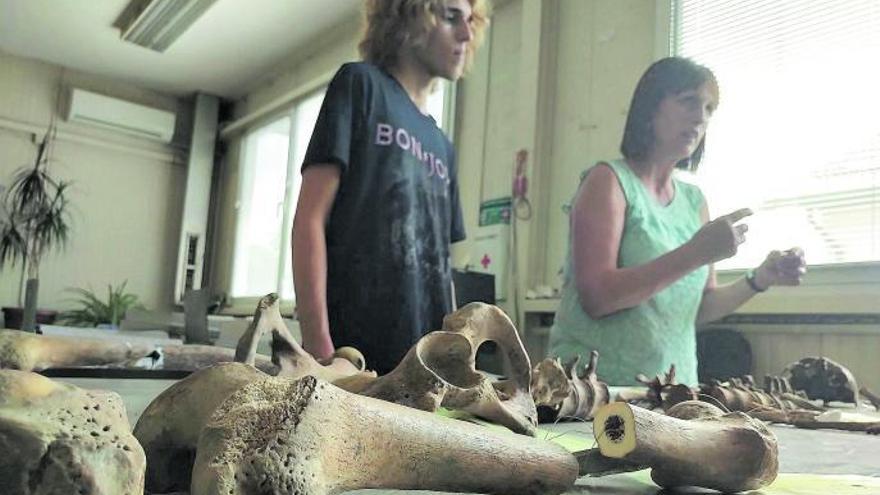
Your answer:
777;247;807;278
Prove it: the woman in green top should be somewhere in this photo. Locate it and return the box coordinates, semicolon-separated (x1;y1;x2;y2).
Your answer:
549;57;806;386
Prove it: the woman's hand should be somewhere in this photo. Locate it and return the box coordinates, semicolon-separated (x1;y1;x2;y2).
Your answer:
753;247;806;289
689;208;753;264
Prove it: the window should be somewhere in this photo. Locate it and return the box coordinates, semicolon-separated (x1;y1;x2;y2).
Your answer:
672;0;880;269
231;90;325;300
230;81;452;302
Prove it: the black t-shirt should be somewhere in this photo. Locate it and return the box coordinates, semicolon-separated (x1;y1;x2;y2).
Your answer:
302;62;465;374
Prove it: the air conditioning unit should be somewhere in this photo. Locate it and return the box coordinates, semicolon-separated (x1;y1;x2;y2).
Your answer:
64;88;177;143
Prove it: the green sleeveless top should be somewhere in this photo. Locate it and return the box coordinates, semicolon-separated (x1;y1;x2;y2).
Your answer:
548;159;709;386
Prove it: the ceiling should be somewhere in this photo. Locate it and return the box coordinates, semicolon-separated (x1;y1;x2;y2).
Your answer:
0;0;361;99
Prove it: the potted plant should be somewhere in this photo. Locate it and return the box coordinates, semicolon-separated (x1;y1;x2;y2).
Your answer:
0;126;71;332
57;281;144;329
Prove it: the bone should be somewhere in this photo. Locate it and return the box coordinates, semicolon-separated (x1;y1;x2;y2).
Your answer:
532;357;571;422
0;369;145;494
0;328;278;373
134;293;372;494
190;375;579;495
557;351;610;420
325;302;539;435
593;400;779;493
439;302;538;434
133;362;266;493
784;356;860;404
251;293;374;383
0;329;155;371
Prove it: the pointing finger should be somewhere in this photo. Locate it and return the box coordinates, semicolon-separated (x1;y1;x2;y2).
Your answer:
724;208;754;224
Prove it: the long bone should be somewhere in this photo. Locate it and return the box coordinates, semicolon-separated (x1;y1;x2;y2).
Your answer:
191;375;578;495
0;329;156;371
593;400;779;493
0;327;279;373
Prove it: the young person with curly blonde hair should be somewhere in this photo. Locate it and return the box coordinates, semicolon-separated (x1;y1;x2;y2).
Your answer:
293;0;490;374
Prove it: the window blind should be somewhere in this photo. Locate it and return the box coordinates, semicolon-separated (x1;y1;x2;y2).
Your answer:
673;0;880;268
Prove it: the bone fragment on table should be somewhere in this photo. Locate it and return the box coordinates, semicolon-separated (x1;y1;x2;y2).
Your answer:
593;400;778;493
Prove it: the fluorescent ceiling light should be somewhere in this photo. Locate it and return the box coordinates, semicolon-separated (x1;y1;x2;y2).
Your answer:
115;0;219;52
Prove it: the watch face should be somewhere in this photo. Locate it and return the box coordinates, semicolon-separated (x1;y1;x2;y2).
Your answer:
746;271;765;292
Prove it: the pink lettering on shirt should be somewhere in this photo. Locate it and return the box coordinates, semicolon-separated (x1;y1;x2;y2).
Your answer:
374;122;450;185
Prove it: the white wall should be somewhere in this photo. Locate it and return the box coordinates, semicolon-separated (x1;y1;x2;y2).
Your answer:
541;0;659;285
0;51;188;312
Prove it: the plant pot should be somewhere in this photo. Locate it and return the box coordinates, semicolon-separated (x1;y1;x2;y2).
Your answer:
2;307;58;330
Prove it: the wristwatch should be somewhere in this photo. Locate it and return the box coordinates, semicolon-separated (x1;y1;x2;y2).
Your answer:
745;270;767;293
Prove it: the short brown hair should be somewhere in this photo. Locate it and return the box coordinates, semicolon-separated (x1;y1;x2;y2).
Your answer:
359;0;491;73
620;57;719;172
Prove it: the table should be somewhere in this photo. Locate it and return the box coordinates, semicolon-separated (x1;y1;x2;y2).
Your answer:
42;370;880;494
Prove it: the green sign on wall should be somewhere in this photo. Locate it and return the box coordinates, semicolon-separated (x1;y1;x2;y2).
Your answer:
479;197;512;226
